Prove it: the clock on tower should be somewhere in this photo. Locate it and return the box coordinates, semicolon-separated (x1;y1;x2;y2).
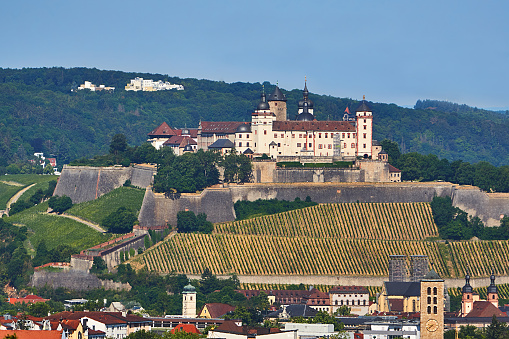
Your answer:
420;266;444;339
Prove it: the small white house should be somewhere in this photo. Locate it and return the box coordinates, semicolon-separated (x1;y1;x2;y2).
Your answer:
363;319;420;339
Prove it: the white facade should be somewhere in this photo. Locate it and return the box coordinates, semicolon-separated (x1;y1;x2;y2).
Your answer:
208;330;298;339
125;77;184;91
364;320;420;339
182;285;197;318
284;323;335;338
330;290;370;316
83;316;128;339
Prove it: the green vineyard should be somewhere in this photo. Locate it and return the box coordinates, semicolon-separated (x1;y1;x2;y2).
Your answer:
132;202;509;279
215;203;438;240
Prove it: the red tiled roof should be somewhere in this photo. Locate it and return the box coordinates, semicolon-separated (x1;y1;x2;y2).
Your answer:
148;122;177;137
330;286;369;294
46;311;126;325
8;295;49;304
466;301;506;318
176;129;199;138
387;298;404;312
163;135;186;146
171;323;200;334
200;121;245;134
388;164;401;173
200;303;236;318
272;121;356;132
0;330;63;339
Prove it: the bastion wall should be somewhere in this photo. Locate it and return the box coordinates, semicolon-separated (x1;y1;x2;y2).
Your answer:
30;270;131;291
54;165;155;203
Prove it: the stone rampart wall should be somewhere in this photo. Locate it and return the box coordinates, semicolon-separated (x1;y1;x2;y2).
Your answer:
30;270;130;291
54;165;155;204
102;235;146;269
452;187;509;227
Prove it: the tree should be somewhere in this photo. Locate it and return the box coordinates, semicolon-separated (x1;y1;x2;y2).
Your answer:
126;330;162;339
110;133;128;155
485;315;508;339
177;211;213;234
221;149;252;184
102;207;138;233
28;301;50;317
90;257;107;274
334;305;351;316
48;195;73;214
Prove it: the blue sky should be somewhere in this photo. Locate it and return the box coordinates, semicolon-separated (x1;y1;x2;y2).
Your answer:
2;0;509;109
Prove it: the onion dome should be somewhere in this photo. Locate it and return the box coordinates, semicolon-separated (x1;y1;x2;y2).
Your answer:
183;283;196;293
298;81;314;109
257;92;270;110
296;102;314;121
236;123;251;133
462;271;473;293
268;86;287;102
487;270;498;294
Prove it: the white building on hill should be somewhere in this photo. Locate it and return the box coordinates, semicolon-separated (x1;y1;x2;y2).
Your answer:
125;77;184;91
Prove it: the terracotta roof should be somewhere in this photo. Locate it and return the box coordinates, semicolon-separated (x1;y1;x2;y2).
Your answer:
200;303;236;318
466;301;506;318
60;319;81;330
388;164;401;172
148;122;177;137
8;295;49;304
179;137;197;148
272;121;355;132
176;128;199;138
330;286;369;294
171;323;200;334
387;298;404;312
45;311;127;325
0;330;63;339
163;135;186;146
200;121;245;134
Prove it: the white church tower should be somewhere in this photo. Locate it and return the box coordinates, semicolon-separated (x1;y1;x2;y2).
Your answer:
355;95;373;158
182;283;197;318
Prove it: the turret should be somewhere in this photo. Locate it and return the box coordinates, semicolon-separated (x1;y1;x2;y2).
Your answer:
268;83;287;121
487;269;499;307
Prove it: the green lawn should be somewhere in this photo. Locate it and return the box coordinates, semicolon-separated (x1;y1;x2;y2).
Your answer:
66;186;146;225
6;201;110;251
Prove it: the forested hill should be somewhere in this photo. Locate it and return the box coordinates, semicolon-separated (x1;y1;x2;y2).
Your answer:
1;67;509;166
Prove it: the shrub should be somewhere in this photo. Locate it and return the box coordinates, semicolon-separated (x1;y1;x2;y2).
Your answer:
48;195;73;214
101;207;137;234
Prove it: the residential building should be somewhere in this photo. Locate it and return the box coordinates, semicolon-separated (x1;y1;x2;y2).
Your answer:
77;81;115;92
199;303;236;319
125;77;184;91
363;319;420;339
208;320;297;339
330;286;370;316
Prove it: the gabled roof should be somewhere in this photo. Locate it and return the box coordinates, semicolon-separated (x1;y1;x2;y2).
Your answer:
163;135;186;146
148;122;177;137
200;121;245;134
388;164;401;173
330;286;369;294
384;282;421;297
466;301;506;318
208;139;235;149
272;121;355;132
172;323;200;334
200;303;236;318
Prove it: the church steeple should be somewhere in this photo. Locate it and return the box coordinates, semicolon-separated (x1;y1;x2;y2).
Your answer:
461;268;474;317
487;268;499;307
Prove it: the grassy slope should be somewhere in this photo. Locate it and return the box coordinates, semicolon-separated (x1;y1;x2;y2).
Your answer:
6;201;109;251
66;186;145;225
0;174;57;209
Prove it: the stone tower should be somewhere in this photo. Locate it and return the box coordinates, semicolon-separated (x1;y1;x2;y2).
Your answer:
487;270;499;308
182;283;196;318
420;266;444;339
355;95;373;158
268;85;287;121
389;255;407;282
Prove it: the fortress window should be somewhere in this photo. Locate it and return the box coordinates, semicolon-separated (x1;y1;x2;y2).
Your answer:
238;134;242;138
427;306;431;314
351;143;355;148
318;144;322;149
363;133;367;138
255;130;257;135
342;133;345;138
433;306;437;314
433;287;437;295
239;142;242;147
363;144;366;148
433;297;437;304
274;134;277;138
264;121;266;124
364;119;366;123
364;125;367;130
264;130;267;135
428;296;431;304
428;287;431;295
347;133;350;138
328;144;332;149
344;143;347;149
309;143;312;148
247;142;249;147
292;134;295;138
281;134;284;138
319;133;322;138
297;143;301;147
309;134;312;138
278;143;281;147
325;133;328;138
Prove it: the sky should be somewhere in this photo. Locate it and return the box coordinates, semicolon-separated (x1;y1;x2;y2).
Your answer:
2;0;509;110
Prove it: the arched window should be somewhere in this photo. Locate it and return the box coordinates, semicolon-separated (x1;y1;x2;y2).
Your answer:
434;297;437;304
467;295;470;300
433;306;437;314
433;287;437;295
427;306;431;314
427;296;431;304
340;300;343;306
427;287;431;295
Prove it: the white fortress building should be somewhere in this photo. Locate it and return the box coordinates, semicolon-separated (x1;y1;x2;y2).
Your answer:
125;77;184;91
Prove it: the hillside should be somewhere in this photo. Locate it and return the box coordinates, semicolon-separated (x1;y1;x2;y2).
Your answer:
132;202;509;278
1;67;509;166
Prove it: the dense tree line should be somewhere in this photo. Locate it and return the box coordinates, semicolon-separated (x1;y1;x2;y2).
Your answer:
1;67;509;169
0;219;32;288
234;197;317;220
431;196;509;240
176;211;213;234
382;140;509;192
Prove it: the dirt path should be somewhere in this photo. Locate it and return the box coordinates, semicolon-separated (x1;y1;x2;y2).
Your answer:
4;183;36;217
0;181;24;187
44;212;107;233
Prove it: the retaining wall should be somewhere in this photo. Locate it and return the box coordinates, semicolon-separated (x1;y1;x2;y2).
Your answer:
54;165;155;204
30;270;131;291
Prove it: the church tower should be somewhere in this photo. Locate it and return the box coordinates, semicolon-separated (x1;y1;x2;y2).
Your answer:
487;270;499;308
182;283;196;318
460;270;474;317
355;96;373;158
420;266;444;339
268;84;287;121
297;78;314;117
